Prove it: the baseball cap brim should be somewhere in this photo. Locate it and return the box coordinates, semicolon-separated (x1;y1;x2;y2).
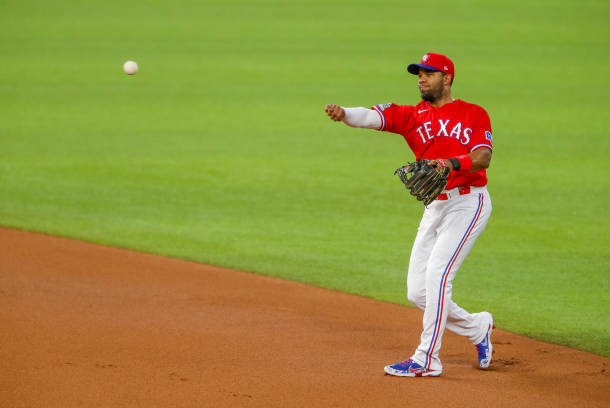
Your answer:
407;64;441;75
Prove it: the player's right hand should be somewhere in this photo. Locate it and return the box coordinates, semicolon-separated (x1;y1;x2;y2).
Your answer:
325;104;346;122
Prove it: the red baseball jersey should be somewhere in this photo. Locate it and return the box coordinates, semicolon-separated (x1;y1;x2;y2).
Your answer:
372;99;493;189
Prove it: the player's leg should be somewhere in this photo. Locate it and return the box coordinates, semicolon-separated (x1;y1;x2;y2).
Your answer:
383;206;444;377
443;189;494;344
411;190;492;372
445;303;491;343
406;206;443;310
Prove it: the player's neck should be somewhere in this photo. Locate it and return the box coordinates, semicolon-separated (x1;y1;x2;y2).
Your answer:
429;91;454;108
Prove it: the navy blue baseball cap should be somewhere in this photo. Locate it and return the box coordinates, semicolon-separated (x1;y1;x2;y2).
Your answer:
407;53;455;79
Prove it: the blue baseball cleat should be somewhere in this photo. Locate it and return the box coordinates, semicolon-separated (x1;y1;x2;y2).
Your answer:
476;312;494;369
384;359;441;377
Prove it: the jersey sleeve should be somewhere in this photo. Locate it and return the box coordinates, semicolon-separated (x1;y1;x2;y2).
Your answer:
467;107;494;152
370;103;416;134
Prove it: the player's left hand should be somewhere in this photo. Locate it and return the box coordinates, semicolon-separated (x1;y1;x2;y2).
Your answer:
430;158;454;172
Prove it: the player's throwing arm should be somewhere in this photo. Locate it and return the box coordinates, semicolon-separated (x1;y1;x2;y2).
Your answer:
325;104;382;129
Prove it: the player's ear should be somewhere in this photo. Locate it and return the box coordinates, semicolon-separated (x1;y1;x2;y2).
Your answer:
445;74;453;87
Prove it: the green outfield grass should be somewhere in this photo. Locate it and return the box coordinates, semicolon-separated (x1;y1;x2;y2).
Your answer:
1;0;609;356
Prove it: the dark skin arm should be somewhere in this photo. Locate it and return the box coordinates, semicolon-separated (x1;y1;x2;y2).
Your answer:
469;147;493;171
432;147;492;172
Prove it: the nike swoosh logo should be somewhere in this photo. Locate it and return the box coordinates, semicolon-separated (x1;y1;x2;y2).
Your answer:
418;109;430;114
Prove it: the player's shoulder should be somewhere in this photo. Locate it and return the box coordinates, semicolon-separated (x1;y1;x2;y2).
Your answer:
373;102;415;109
454;99;490;117
372;102;395;112
372;102;415;113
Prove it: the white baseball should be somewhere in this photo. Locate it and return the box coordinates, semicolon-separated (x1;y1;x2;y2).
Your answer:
123;60;138;75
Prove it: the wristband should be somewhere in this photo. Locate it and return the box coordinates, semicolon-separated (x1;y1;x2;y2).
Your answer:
454;154;473;172
448;158;460;171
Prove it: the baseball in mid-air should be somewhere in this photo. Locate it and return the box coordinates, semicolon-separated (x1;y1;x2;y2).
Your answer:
123;60;138;75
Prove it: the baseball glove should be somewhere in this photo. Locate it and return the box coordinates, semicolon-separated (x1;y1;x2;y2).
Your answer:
394;159;450;206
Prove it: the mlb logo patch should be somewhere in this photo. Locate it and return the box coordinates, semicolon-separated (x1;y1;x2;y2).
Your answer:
377;103;392;111
485;131;493;142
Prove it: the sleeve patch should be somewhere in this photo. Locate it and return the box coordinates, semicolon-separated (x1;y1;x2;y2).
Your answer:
485;131;493;142
376;103;392;111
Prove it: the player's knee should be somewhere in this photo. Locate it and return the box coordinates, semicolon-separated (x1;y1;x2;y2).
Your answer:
407;289;426;310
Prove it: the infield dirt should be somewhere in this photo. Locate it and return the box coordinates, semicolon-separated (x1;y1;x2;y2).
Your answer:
1;227;608;407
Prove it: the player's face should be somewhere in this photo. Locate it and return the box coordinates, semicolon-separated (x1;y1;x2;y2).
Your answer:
418;69;444;102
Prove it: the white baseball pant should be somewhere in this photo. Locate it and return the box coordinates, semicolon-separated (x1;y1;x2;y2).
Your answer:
407;186;492;371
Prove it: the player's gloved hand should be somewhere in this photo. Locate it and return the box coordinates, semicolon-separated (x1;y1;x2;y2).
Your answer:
325;104;346;121
394;159;451;206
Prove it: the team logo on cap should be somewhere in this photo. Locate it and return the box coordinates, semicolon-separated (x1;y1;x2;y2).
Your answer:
485;131;493;142
422;54;430;62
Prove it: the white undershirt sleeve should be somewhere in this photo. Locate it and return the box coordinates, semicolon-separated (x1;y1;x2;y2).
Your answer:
342;107;382;130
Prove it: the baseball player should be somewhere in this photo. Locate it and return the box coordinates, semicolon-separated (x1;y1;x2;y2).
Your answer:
325;53;494;377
